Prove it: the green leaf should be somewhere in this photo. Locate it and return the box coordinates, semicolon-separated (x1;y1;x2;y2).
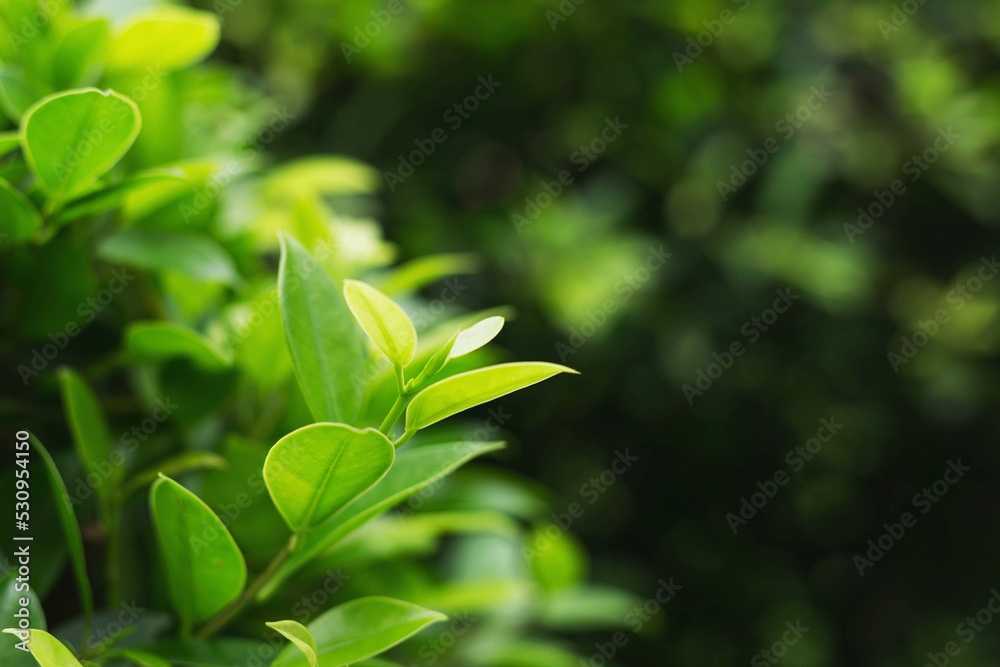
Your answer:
108;6;220;73
57;368;119;504
149;476;246;626
20;88;140;202
1;629;81;667
0;177;41;244
52;20;110;89
343;279;417;367
450;316;504;359
278;233;365;423
0;572;46;667
124;321;234;372
527;523;587;591
271;597;445;667
123;451;228;498
0;65;46;122
406;362;577;431
51;168;188;227
260;441;505;599
265;621;317;667
264;424;394;533
29;435;94;635
97;229;240;285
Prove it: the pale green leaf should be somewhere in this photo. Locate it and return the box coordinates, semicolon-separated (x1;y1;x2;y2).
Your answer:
450;316;504;358
343;279;417;367
1;629;81;667
265;621;317;667
149;476;246;625
406;362;577;431
278;233;365;423
20;88;140;202
108;6;220;72
271;597;445;667
264;424;394;533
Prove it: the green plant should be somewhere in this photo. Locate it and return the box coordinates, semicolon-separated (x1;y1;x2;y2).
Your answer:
0;3;640;666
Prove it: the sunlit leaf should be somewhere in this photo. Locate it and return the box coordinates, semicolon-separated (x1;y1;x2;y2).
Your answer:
278;233;365;423
1;629;81;667
406;362;577;431
265;621;317;667
20;88;140;202
271;597;445;667
108;6;220;73
344;279;417;367
450;316;504;359
264;424;394;533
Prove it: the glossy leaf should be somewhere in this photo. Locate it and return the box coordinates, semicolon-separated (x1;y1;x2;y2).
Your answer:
57;368;119;503
97;229;240;285
278;233;365;423
264;424;394;533
124;321;234;371
450;316;504;358
1;629;81;667
30;435;94;634
21;89;140;201
406;362;577;431
344;279;417;367
266;621;317;667
271;597;445;667
149;476;246;625
260;441;505;599
108;6;220;72
0;178;41;244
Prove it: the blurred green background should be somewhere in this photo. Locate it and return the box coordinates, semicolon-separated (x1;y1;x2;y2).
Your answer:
6;0;1000;664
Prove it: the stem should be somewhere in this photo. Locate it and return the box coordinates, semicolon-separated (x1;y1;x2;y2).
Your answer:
392;430;415;448
195;538;294;639
378;394;408;435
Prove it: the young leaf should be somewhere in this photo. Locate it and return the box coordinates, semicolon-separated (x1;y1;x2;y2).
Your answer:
30;435;94;635
0;177;41;244
149;476;247;625
97;229;241;285
271;597;445;667
108;6;220;73
265;621;317;667
20;89;140;202
278;234;365;423
260;441;505;599
406;362;578;431
57;368;120;503
124;321;234;371
1;629;82;667
343;279;417;367
264;424;394;533
450;316;504;359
